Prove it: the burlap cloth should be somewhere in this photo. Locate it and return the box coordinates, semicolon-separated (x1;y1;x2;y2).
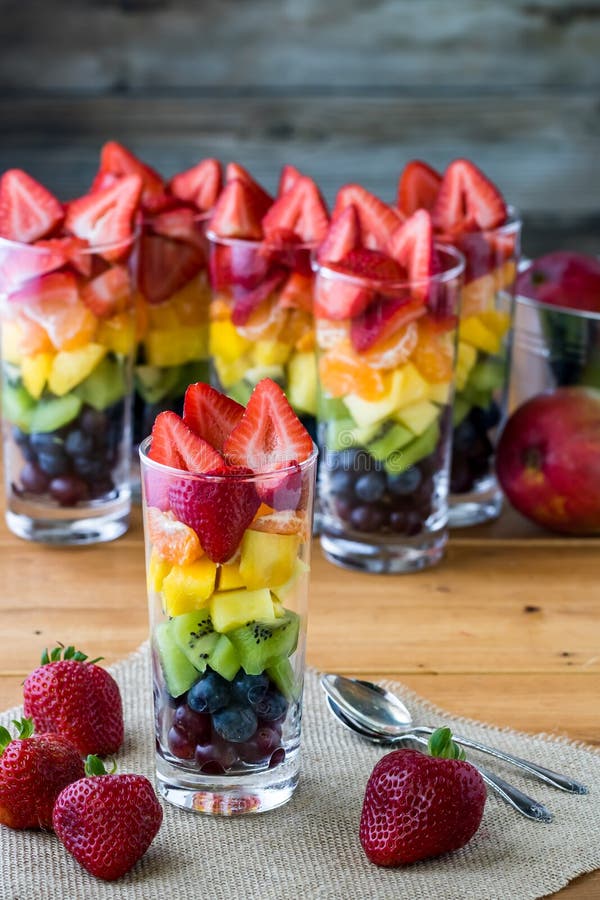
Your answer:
1;644;599;900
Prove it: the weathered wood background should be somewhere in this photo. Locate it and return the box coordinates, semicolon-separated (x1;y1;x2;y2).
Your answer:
1;0;599;255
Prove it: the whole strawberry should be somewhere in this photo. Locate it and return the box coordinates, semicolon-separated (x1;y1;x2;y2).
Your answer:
53;756;163;881
0;718;84;830
23;645;124;757
360;728;486;866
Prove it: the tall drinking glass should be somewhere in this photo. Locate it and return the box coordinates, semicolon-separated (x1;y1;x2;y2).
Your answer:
315;245;464;573
140;440;317;815
0;235;136;543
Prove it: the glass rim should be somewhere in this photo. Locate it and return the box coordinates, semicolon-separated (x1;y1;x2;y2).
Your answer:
141;209;211;227
205;229;319;253
314;242;465;291
139;436;319;481
0;232;136;257
515;292;600;322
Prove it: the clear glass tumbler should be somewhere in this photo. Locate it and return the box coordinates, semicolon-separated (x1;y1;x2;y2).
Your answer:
0;235;136;543
140;439;317;815
315;245;464;573
445;211;521;526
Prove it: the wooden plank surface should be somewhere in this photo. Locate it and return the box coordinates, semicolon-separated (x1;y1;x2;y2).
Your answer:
0;500;598;896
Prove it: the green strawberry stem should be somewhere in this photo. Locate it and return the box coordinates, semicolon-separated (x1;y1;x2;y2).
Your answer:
0;717;34;754
40;643;103;666
84;755;117;777
427;727;466;761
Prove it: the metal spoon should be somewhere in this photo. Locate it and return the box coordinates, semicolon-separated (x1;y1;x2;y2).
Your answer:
321;674;588;795
325;694;554;822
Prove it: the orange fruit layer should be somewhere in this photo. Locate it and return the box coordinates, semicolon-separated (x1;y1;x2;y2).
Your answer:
147;507;203;566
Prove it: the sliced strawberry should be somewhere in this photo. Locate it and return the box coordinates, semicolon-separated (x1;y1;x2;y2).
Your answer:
277;164;303;197
65;175;142;260
0;242;66;293
332;248;405;282
225;163;273;218
397;160;442;216
150;207;206;252
332;185;402;252
313;273;373;321
183;382;245;452
230;269;287;326
209;179;264;240
138;231;205;305
81;266;131;318
92;141;167;212
11;270;79;308
432;158;507;233
278;271;314;312
223;378;313;471
169;467;260;563
263;176;329;244
169;158;222;212
262;229;314;277
255;462;303;511
148;411;224;472
350;294;425;352
317;204;361;264
36;237;92;276
0;169;63;244
386;210;438;302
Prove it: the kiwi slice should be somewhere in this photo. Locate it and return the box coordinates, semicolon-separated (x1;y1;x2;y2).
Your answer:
30;394;82;433
384;421;440;475
2;384;35;432
228;610;300;676
155;622;198;698
267;657;299;701
171;610;219;673
208;635;240;682
76;357;126;411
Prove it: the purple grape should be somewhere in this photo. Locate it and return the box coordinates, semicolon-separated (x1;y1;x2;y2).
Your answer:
334;497;354;522
173;704;211;744
269;748;286;768
350;504;386;533
20;462;50;494
167;726;196;760
354;471;386;503
195;739;240;773
49;475;89;506
239;726;281;764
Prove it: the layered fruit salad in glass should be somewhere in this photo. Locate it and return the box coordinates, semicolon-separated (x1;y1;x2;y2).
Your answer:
141;378;316;810
314;185;464;571
206;163;329;441
0;167;141;540
396;159;521;521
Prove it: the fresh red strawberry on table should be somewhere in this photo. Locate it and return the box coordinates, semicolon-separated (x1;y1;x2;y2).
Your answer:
53;755;162;881
332;185;402;252
23;645;124;757
262;175;329;243
91;140;168;212
209;178;265;240
317;203;361;264
224;162;273;217
387;209;439;302
183;382;245;452
169;157;222;212
0;718;84;831
360;727;486;867
432;158;507;233
0;169;64;244
277;163;303;197
397;159;442;216
65;175;142;260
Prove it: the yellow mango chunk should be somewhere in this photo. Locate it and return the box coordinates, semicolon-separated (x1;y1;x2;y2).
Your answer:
455;341;478;391
209;588;276;633
213;354;250;389
218;563;247;591
148;551;171;593
147;304;180;330
240;529;300;591
170;277;210;326
161;558;218;618
479;309;511;339
252;340;292;367
1;320;23;364
48;343;106;396
459;317;501;356
427;381;451;404
209;319;252;363
394;400;440;436
96;313;136;356
21;352;54;399
144;327;208;367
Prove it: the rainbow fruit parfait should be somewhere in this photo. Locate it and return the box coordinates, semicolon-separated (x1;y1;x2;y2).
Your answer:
140;378;316;815
315;186;464;573
397;159;521;526
207;163;329;440
89;142;222;447
0;168;141;544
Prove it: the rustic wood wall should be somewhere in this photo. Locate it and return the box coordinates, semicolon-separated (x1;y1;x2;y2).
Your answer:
1;0;599;255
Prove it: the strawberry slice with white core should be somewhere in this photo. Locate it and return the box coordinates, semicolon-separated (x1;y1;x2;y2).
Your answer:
183;382;245;452
263;176;329;243
432;158;507;233
278;271;314;312
91;141;167;212
230;269;287;326
81;266;131;318
387;210;438;302
209;179;264;240
315;248;403;322
151;207;206;251
225;163;273;218
317;204;361;264
65;175;142;259
169;158;222;212
350;294;425;353
223;378;313;472
397;160;442;216
149;410;225;473
277;164;303;197
137;230;204;305
35;237;92;276
0;169;64;244
332;185;402;252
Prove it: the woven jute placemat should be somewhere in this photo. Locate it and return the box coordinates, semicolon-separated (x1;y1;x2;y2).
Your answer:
1;644;599;900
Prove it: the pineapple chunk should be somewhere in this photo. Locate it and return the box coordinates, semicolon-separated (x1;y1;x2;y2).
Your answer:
21;352;53;400
218;563;246;591
271;559;310;604
213;354;251;389
427;381;451;404
209;588;276;633
287;351;318;415
240;530;300;590
479;309;511;339
252;340;292;367
48;343;106;396
147;304;180;330
394;400;439;436
148;551;171;593
345;363;428;428
161;558;218;617
144;327;207;367
459;316;501;356
455;341;478;391
209;319;252;363
96;313;136;356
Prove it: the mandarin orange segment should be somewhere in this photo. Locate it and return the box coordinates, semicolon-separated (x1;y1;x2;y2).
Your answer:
16;314;54;355
236;295;288;341
147;507;203;566
361;321;419;371
23;299;97;351
411;318;454;383
319;342;387;400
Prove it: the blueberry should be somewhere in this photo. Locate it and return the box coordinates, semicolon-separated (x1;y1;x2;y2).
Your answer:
329;469;355;495
354;471;386;503
453;420;478;453
64;429;94;458
13;428;36;463
327;448;373;473
80;408;108;437
188;671;231;714
212;704;258;743
37;447;71;478
230;671;269;707
30;432;63;454
350;504;386;533
387;467;422;497
73;456;111;482
255;689;288;722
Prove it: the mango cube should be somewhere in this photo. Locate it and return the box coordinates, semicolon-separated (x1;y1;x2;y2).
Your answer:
148;551;172;593
144;327;208;367
427;381;451;404
147;304;180;330
252;340;291;367
170;278;210;326
48;343;106;396
271;559;310;604
455;341;478;391
240;529;300;590
479;309;511;339
459;316;501;356
209;319;252;363
21;352;53;399
287;351;318;415
213;354;251;389
395;400;439;436
209;588;276;633
218;563;247;591
97;313;136;356
161;558;218;617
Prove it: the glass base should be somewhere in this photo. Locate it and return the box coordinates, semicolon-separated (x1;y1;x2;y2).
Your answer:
449;476;503;528
320;526;447;574
5;490;131;545
155;749;300;816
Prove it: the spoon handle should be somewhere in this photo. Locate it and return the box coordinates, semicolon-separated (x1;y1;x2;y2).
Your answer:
412;726;588;794
407;734;553;822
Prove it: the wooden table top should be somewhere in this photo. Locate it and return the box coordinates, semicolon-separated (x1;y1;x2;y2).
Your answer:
1;503;598;897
